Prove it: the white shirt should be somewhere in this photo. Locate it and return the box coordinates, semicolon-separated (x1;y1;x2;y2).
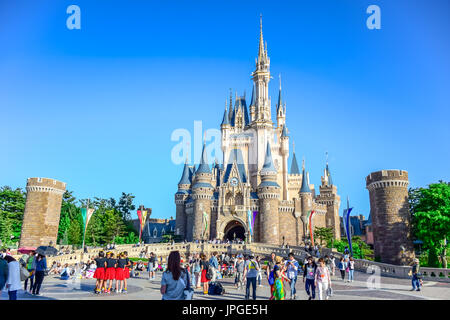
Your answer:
7;261;21;292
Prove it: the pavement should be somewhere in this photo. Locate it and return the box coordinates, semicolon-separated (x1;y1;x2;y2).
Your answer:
2;269;449;300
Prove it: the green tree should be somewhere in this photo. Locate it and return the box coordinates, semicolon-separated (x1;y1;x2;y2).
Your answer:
117;192;136;221
0;186;26;245
102;209;126;243
314;227;334;246
411;182;450;268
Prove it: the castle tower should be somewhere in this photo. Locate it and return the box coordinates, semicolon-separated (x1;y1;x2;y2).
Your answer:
316;158;341;240
257;142;280;245
299;160;313;243
175;158;191;239
191;143;214;241
280;125;289;200
366;170;415;265
19;177;66;248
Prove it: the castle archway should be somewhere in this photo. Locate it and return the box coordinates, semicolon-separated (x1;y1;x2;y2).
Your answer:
223;220;246;241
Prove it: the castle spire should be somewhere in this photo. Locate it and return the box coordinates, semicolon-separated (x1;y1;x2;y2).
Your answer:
300;158;311;193
261;142;277;174
258;14;264;61
277;74;283;113
228;89;233;123
221;98;230;126
325;152;333;185
196;143;210;174
290;151;300;175
178;159;191;186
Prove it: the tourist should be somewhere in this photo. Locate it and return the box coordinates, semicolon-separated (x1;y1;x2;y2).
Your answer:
115;252;127;293
200;253;210;295
24;251;36;293
123;251;131;293
161;251;190;300
338;257;346;281
303;256;317;300
348;257;355;282
209;251;219;282
234;254;245;290
411;258;421;291
60;263;71;280
243;254;259;300
148;252;157;280
271;256;285;300
4;255;20;300
105;252;117;293
256;256;263;287
266;252;277;297
49;261;59;275
330;255;336;276
285;252;300;299
315;258;332;300
93;251;106;294
191;253;201;289
0;253;8;298
32;253;47;296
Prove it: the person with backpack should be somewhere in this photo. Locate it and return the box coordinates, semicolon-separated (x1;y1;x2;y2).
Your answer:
256;256;263;287
285;253;300;299
234;254;245;290
200;254;210;295
315;258;332;300
303;256;317;300
23;251;36;294
410;258;421;291
208;252;219;282
243;254;260;300
160;251;191;300
266;252;277;297
31;253;47;296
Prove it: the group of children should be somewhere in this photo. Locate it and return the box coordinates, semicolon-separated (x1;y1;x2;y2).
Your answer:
93;251;132;294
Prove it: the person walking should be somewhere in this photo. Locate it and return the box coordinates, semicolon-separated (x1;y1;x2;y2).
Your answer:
330;255;336;276
338;257;346;281
148;252;157;280
23;251;36;294
271;256;286;300
208;252;219;282
266;252;277;297
348;257;355;282
234;254;245;290
303;256;317;300
160;251;190;300
255;256;263;287
4;255;21;300
315;258;332;300
285;253;300;300
410;258;421;291
32;254;47;296
191;253;201;289
243;254;259;300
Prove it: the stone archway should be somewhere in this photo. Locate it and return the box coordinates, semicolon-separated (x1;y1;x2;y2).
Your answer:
223;220;246;241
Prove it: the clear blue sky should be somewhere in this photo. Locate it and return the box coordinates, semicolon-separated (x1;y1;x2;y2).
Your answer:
1;0;449;220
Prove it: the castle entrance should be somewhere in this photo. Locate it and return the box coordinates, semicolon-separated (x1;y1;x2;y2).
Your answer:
223;220;246;241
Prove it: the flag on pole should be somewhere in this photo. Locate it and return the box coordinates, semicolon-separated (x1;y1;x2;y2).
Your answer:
343;196;354;256
137;210;143;242
252;211;258;230
141;210;148;231
202;211;208;238
307;210;316;244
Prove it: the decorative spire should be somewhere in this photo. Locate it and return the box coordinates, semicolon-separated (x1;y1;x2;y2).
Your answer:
258;14;264;61
221;98;230;126
300;158;311;193
290;151;300;174
196;143;210;174
178;159;191;186
281;125;288;137
261;142;277;174
325;151;333;185
228;89;233;123
250;83;255;106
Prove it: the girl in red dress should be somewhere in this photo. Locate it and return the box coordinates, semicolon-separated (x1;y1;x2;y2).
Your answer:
123;251;131;293
93;251;107;294
105;252;117;293
115;252;126;293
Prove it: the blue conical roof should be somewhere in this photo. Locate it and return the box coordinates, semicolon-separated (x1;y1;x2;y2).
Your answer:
281;125;288;137
290;152;300;174
178;161;191;185
261;142;277;174
221;105;230;126
196;143;210;174
242;97;250;126
250;84;255;106
300;162;311;193
326;163;333;185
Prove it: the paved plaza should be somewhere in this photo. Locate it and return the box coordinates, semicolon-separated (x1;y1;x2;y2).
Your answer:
2;269;449;300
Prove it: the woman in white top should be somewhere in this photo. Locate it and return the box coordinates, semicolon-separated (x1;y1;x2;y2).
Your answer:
315;257;332;300
4;255;21;300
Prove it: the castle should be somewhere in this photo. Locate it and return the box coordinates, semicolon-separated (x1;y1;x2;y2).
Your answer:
175;19;341;246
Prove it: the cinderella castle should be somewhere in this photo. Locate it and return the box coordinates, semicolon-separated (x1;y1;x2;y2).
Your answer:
175;18;341;246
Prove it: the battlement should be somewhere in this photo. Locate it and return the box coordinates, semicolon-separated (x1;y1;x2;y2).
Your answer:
27;177;66;190
366;170;408;186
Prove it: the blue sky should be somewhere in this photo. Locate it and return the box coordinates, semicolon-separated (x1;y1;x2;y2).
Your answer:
1;0;449;220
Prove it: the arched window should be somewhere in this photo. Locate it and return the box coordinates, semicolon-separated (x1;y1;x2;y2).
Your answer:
153;228;157;238
161;229;166;236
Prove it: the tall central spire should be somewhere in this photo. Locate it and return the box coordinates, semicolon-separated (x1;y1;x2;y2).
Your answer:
258;14;265;61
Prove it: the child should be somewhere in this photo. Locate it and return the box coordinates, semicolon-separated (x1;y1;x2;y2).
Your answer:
271;257;285;300
123;251;131;293
115;252;126;293
105;252;117;294
93;251;107;294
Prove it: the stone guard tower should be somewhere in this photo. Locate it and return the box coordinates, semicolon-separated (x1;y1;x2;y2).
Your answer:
19;177;66;248
366;170;415;265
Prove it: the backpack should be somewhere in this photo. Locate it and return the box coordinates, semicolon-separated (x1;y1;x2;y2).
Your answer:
208;281;225;295
268;270;275;286
206;267;214;280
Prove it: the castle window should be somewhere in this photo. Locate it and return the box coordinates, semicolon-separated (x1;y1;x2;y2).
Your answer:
153;228;157;238
162;229;166;236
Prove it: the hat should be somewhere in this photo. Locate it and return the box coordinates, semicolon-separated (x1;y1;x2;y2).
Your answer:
275;256;282;264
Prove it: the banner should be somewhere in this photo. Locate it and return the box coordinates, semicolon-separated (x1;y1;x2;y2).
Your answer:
141;210;148;231
137;210;143;242
252;211;258;230
343;206;354;256
247;209;253;236
308;210;316;245
202;211;208;238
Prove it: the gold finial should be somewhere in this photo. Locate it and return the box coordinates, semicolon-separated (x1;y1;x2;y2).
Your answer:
279;73;282;90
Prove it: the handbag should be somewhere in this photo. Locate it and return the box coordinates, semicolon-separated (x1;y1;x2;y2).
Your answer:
20;266;30;281
183;271;194;300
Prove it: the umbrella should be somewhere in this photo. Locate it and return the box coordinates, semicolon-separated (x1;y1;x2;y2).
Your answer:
36;246;58;257
18;247;36;254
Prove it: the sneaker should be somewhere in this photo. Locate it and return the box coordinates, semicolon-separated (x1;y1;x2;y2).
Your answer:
35;293;42;296
308;297;312;300
417;289;421;291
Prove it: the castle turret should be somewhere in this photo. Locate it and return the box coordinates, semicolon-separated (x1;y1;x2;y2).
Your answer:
191;143;214;241
299;160;313;243
366;170;414;265
175;158;191;238
257;142;280;245
276;74;286;128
